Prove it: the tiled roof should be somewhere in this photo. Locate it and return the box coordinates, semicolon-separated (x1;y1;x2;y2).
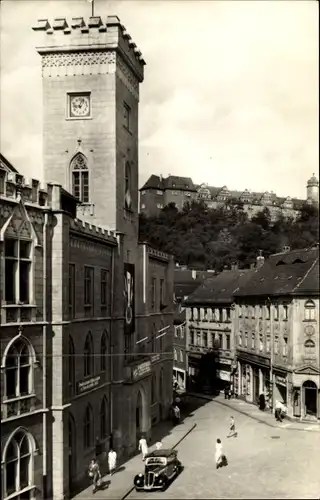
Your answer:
164;176;196;191
140;174;163;191
184;269;256;305
0;153;19;173
234;248;319;298
174;269;216;300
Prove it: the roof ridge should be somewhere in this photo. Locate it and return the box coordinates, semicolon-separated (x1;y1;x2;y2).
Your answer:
292;256;319;293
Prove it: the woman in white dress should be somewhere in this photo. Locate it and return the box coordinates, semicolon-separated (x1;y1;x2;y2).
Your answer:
215;438;223;469
138;436;148;460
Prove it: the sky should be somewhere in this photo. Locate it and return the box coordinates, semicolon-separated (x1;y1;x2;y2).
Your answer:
0;0;318;199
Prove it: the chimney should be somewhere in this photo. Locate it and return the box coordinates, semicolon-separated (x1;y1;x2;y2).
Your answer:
256;249;265;269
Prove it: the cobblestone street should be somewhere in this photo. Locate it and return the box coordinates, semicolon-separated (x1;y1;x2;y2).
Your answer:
74;395;320;500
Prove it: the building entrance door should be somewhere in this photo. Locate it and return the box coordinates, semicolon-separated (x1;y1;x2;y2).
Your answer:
303;380;318;416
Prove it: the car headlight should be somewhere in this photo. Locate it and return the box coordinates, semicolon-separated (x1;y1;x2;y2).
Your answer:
155;473;158;478
138;473;143;477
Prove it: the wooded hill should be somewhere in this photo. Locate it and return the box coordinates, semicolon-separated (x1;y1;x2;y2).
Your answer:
139;201;319;271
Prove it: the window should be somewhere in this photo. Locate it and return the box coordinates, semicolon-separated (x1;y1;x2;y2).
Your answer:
203;331;208;347
84;266;94;308
179;350;183;362
69;264;75;319
219;309;223;322
141;190;146;195
245;332;248;348
174;326;178;338
151;278;156;311
101;269;109;312
157;203;163;209
125;161;132;209
152;323;157;355
259;306;263;319
226;334;230;350
219;333;223;349
69;336;76;397
71;153;89;203
156;190;163;195
174;348;178;361
100;331;107;371
274;336;279;354
84;332;93;377
84;405;94;448
252;332;255;349
283;305;288;321
180;325;185;339
100;397;108;439
123;102;131;130
259;334;263;352
283;337;288;357
4;238;32;304
189;330;195;345
3;430;35;498
266;335;271;353
226;308;231;321
274;305;279;320
196;330;201;345
238;332;242;347
5;337;33;402
266;305;271;320
304;300;316;321
160;279;165;307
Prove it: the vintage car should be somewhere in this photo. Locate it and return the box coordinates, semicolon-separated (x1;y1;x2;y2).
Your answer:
134;448;182;491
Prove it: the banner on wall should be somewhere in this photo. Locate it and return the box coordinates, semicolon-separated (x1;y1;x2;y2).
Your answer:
124;263;135;335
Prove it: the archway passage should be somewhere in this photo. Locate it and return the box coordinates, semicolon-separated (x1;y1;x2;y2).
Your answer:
68;414;77;493
303;380;318;416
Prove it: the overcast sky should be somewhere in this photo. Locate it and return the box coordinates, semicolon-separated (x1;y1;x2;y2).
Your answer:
0;0;318;199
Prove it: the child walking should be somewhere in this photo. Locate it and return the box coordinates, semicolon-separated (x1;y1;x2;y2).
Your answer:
108;447;117;476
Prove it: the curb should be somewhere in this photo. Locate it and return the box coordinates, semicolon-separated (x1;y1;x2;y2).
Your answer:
120;423;197;500
187;393;320;433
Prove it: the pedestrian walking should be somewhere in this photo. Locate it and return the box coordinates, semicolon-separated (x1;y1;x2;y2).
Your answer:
108;447;117;476
138;435;148;460
224;387;228;399
227;416;237;438
215;439;228;469
155;441;163;450
88;458;101;493
173;404;180;425
275;400;283;421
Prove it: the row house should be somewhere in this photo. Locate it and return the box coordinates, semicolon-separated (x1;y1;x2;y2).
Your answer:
173;305;187;392
234;247;320;421
184;269;254;393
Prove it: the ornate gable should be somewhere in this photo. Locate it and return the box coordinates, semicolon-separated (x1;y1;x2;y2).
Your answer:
0;200;40;245
294;365;320;375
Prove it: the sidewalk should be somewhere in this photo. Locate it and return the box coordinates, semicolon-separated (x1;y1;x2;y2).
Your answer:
188;392;320;432
73;418;195;500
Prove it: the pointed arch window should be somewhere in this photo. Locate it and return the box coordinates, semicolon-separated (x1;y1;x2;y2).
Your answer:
100;397;108;439
84;404;94;448
3;429;35;498
304;300;316;321
124;161;132;209
71;153;89;203
4;337;33;401
100;331;107;372
69;336;76;397
84;332;93;377
4;237;32;305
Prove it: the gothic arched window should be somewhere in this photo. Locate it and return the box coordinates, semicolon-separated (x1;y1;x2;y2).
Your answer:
4;337;33;400
100;397;108;439
68;336;76;396
71;153;89;203
124;161;132;209
84;332;93;377
100;331;107;372
83;404;94;448
3;429;35;497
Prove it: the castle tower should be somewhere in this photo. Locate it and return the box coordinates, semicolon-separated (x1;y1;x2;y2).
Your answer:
33;16;145;237
306;174;319;204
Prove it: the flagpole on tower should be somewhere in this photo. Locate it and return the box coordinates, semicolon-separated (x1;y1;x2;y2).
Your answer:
87;0;95;17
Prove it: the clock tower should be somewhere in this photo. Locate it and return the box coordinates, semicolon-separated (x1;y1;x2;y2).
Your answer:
33;16;145;239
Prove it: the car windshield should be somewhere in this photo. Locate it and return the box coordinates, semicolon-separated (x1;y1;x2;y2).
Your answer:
145;464;164;471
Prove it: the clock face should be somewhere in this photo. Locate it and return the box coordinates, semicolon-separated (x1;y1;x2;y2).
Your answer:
70;95;90;117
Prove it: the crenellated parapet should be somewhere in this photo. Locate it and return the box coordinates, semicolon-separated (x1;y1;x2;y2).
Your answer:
0;170;49;207
146;245;171;263
33;15;145;86
70;217;117;245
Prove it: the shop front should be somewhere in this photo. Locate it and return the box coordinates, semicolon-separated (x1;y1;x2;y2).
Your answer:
236;350;271;405
273;370;288;406
292;366;320;420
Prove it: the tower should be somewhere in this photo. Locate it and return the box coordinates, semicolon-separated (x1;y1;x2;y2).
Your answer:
306;174;319;204
33;16;145;237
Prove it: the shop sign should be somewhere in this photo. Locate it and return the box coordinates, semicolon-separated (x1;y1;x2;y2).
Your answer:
275;374;287;387
217;370;231;382
77;375;101;395
132;361;151;382
236;350;270;368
